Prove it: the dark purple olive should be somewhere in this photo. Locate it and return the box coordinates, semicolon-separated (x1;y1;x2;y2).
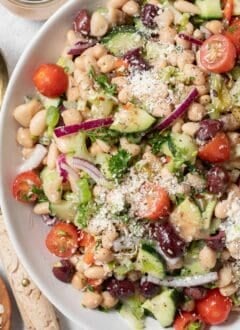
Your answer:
140;4;159;28
205;231;226;251
73;9;91;36
150;222;186;258
207;166;229;194
106;278;135;298
52;259;75;283
184;287;207;300
68;39;97;56
123;48;150;71
139;281;160;298
195;119;223;142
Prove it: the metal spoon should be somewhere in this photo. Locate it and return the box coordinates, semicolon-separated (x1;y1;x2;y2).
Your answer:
0;51;9;108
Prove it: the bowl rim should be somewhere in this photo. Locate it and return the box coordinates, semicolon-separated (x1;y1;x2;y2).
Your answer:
0;0;91;327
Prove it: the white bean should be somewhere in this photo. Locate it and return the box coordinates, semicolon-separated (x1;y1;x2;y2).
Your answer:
29;109;47;136
92;44;108;59
205;20;223;35
107;8;126;26
71;272;86;290
187;103;206;122
101;292;118;309
199;95;211;106
199;246;217;270
67;87;79;102
33;202;50;215
81;292;103;309
118;88;131;103
47;141;59;170
84;266;105;280
107;0;128;9
90;12;109;37
181;122;200;136
97;54;116;73
122;0;140;16
218;266;233;288
16;128;35;148
13;99;42;128
62;109;82;126
214;200;228;219
159;27;177;44
220;284;238;297
174;1;200;14
94;248;114;263
156;9;174;27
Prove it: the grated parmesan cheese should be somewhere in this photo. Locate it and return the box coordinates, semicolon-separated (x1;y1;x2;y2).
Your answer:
223;195;240;243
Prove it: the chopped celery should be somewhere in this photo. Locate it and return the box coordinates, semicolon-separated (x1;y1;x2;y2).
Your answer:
46;106;60;136
77;178;92;204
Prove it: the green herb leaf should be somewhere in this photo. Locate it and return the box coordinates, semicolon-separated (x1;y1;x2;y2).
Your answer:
147;131;171;154
109;149;132;181
74;201;97;229
31;186;48;203
89;67;117;95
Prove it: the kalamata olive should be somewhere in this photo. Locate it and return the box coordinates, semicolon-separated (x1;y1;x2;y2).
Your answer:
123;48;150;71
68;39;97;56
207;166;229;194
150;222;186;258
139;281;160;298
73;9;91;36
140;4;159;28
52;259;75;283
184;287;207;300
105;278;135;298
205;231;226;251
195;119;223;141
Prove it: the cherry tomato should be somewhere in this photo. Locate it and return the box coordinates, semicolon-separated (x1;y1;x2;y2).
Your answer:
224;0;233;23
138;183;171;220
12;171;41;203
174;312;203;330
199;34;236;73
196;289;232;325
78;231;95;247
33;63;68;98
225;19;240;54
46;223;78;258
198;133;230;163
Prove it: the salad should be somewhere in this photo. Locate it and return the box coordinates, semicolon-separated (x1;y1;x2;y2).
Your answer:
11;0;240;329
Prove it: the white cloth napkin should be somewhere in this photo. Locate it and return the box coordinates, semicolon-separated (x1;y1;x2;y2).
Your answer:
0;4;80;329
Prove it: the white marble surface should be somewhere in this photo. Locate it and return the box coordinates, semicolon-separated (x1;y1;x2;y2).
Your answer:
0;4;80;329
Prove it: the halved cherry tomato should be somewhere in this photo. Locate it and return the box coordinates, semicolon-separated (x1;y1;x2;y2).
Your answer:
78;231;95;247
225;18;240;54
196;289;232;325
46;223;78;258
174;312;203;330
83;248;95;265
138;183;171;220
198;132;230;163
224;0;234;23
199;34;236;73
33;63;68;98
12;171;41;203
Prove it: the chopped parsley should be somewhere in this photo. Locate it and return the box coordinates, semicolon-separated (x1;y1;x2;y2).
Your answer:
74;201;97;229
109;149;132;181
89;67;117;95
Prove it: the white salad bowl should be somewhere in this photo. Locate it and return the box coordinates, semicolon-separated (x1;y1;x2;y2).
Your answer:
0;0;239;329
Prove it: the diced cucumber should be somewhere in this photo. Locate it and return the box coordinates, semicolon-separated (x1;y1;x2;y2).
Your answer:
143;289;177;328
39;94;61;110
170;198;202;242
120;305;144;330
202;198;217;230
50;200;78;222
234;0;240;15
195;0;223;19
111;106;155;133
183;241;207;275
101;26;144;56
135;244;165;279
95;153;113;180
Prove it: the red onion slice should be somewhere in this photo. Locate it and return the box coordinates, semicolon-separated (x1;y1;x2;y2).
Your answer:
154;88;199;131
18;144;47;173
142;272;218;288
61;162;80;193
68;39;97;56
56;154;68;182
178;33;203;46
54;117;114;138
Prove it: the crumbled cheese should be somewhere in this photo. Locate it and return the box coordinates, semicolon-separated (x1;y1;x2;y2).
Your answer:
232;261;240;288
223;195;240;243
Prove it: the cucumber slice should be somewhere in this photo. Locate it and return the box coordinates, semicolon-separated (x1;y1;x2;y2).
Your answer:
143;290;177;327
111;106;155;133
195;0;223;19
202;198;217;230
135;244;165;279
102;26;144;56
50;200;78;222
120;305;144;330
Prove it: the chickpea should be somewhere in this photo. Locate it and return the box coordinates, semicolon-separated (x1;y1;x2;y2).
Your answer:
227;240;240;259
62;109;82;126
96;139;111;153
174;1;200;14
195;85;209;96
187;103;206;122
29;109;47;136
94;248;114;263
81;291;103;309
122;0;140;16
47;141;59;170
183;64;206;86
102;227;118;249
120;137;141;156
75;54;99;73
199;95;211;106
107;0;128;9
67;87;79;102
177;50;195;70
107;8;126;26
17;128;35;148
221;249;231;261
171;119;183;133
101;291;118;309
205;20;223;35
33;202;49;215
199;246;217;270
181;122;200;136
218;266;233;288
71;272;87;290
97;54;116;73
159;27;177;44
92;44;108;59
84;266;105;280
111;76;127;90
90;142;102;156
118;88;131;103
13;99;42;128
221;113;240;131
175;35;191;49
220;284;238;297
193;29;203;40
156;9;174;28
90;12;109;37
